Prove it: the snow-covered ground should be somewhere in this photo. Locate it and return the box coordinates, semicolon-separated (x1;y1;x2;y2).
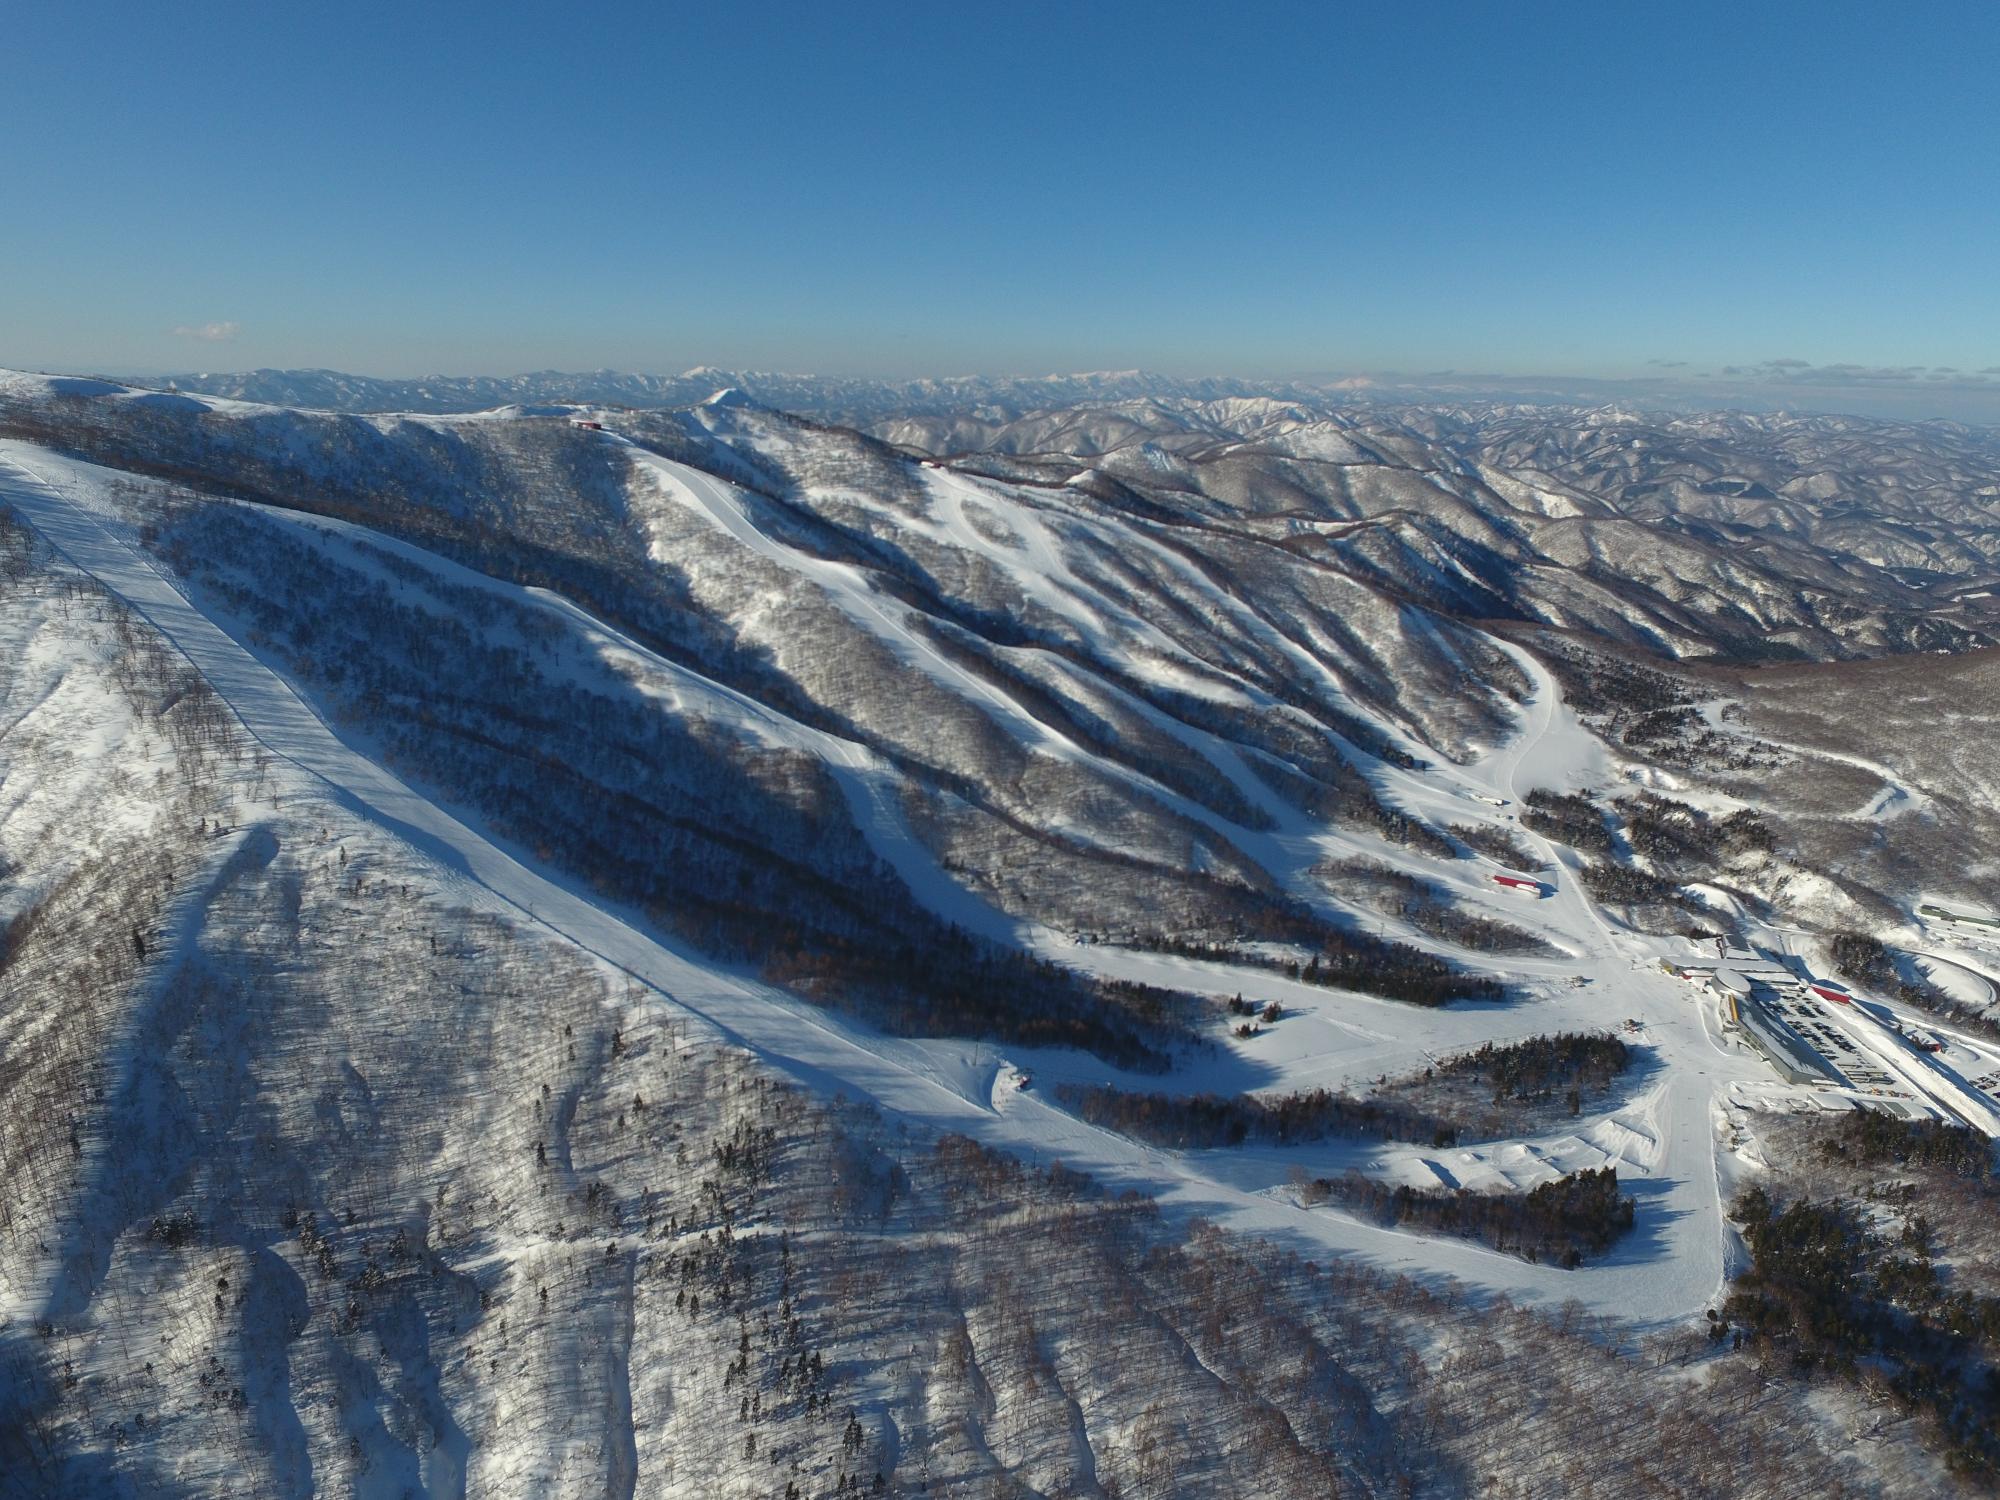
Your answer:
0;437;1926;1333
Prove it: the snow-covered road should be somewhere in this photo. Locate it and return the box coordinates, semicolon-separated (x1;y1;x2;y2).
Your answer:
0;442;1754;1327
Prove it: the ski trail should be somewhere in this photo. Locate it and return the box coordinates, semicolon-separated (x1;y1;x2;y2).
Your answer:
0;446;996;1125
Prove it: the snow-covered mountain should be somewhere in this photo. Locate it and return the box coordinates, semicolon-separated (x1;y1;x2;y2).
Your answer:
144;367;1313;421
2;369;1996;1496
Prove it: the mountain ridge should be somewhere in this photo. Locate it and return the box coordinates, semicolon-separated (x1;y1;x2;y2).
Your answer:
4;367;1999;1495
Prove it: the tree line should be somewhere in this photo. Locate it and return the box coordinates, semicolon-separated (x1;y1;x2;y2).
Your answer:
1055;1083;1466;1151
1425;1031;1631;1106
1300;1166;1636;1268
1054;1034;1635;1153
1520;788;1615;858
1619;792;1774;873
1723;1179;2000;1480
1447;821;1538;869
1128;927;1504;1008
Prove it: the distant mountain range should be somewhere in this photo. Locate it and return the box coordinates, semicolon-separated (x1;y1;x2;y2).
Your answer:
139;363;2000;430
146;366;1321;419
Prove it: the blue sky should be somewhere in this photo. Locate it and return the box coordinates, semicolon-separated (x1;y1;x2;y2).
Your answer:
5;0;1997;416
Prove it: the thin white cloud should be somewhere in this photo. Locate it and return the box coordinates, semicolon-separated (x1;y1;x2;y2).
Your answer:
171;320;240;342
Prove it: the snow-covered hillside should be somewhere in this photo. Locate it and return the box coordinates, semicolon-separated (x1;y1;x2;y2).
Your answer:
2;371;1996;1495
137;366;2000;652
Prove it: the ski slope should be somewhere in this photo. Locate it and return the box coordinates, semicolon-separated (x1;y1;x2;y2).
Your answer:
0;440;1761;1326
629;438;1627;963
